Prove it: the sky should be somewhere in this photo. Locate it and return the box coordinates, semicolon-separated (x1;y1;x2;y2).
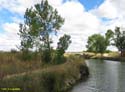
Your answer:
0;0;125;52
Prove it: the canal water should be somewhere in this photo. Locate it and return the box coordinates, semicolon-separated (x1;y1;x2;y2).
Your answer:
71;59;125;92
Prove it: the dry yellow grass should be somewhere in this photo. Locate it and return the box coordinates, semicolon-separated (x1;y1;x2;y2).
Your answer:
0;52;50;79
0;54;88;92
83;51;120;61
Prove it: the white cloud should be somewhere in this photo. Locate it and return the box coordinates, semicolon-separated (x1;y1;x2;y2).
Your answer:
0;23;20;51
55;0;101;51
0;0;63;15
92;0;125;32
0;0;41;15
91;0;118;19
111;0;125;16
0;0;125;51
2;23;19;34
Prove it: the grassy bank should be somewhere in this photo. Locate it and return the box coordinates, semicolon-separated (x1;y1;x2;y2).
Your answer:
0;54;89;92
0;52;49;79
83;51;125;61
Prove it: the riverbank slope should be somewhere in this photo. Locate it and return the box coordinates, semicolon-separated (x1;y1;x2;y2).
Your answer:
0;55;89;92
83;52;125;61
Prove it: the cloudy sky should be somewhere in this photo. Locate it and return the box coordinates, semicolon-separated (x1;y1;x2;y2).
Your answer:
0;0;125;52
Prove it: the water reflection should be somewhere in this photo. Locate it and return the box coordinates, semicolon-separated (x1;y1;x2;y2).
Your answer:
71;59;125;92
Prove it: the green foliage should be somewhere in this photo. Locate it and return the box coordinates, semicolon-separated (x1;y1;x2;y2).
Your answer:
18;24;33;52
40;72;56;92
57;34;71;55
18;50;39;61
105;29;114;46
108;27;125;56
105;50;112;53
21;50;31;61
112;27;125;51
18;0;64;62
40;48;53;63
86;34;107;54
10;49;18;53
86;29;114;54
55;34;71;64
40;72;65;92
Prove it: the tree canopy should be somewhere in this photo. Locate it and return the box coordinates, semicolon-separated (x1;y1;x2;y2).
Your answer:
86;34;107;53
112;27;125;51
57;34;71;55
18;0;65;62
105;29;114;46
110;27;125;56
55;34;71;64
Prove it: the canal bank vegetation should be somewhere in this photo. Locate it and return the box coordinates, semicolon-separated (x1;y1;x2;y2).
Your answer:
85;26;125;60
83;51;121;60
0;55;89;92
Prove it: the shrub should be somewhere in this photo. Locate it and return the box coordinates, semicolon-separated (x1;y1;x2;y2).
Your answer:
10;49;18;53
41;49;52;63
54;34;71;64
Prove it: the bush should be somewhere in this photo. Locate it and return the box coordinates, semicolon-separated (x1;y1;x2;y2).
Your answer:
10;49;18;53
19;50;40;61
40;72;65;92
41;49;52;63
55;34;71;64
105;50;112;53
53;54;66;64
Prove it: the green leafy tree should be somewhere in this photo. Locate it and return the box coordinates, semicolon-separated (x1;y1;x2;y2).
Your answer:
18;0;64;62
86;34;107;54
18;24;34;60
19;24;34;50
105;29;114;46
111;27;125;56
55;34;71;64
86;29;114;55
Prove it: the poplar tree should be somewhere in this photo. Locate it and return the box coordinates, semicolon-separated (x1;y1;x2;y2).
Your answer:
19;0;64;62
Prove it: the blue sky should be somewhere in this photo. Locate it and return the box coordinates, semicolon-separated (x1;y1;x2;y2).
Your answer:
79;0;104;11
0;0;124;51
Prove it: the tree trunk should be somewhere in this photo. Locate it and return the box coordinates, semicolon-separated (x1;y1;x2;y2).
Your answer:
121;51;122;57
121;51;125;57
101;53;103;59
